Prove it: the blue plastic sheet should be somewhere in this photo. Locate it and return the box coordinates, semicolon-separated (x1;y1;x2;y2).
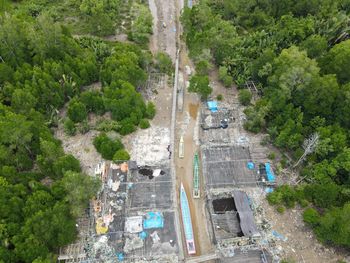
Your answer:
143;212;164;229
272;230;288;241
139;231;148;240
247;162;254;170
207;101;218;112
265;162;275;182
265;187;274;193
117;253;124;261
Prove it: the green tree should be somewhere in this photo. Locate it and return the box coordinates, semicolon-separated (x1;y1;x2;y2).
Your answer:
218;66;233;87
322;40;350;84
139;119;150;129
64;118;76;136
113;149;130;163
238;89;252;105
93;133;124;160
188;74;212;99
155;52;173;75
129;4;153;45
303;207;320;227
60;171;100;217
67;100;87;123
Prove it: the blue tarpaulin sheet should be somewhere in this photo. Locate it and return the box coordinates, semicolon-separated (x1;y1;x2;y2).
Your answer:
207;101;218;112
265;162;275;182
143;212;164;229
265;187;274;193
139;231;148;240
247;162;254;170
117;253;124;261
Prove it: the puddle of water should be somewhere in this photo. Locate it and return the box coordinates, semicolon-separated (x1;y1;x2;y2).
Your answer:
188;103;199;120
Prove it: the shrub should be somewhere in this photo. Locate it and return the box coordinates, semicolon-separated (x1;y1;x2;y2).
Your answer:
145;102;156;119
113;149;130;163
277;206;285;213
268;152;276;160
216;94;223;101
67;99;87;123
188;74;212;100
267;190;283;205
155;52;173;75
139;119;150;129
93;133;124;160
238;89;252;105
64;118;76;136
303;208;320;227
96;119;120;132
218;66;233;87
78;120;90;134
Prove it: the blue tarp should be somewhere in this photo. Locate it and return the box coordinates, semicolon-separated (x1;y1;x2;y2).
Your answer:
207;101;218;112
143;212;164;229
265;187;274;193
117;253;124;261
139;231;148;240
265;162;275;182
247;162;254;170
272;230;288;241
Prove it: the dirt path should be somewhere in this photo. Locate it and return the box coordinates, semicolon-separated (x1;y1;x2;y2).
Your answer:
149;0;177;61
174;49;215;259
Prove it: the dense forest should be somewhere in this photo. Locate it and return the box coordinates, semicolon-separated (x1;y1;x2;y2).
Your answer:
182;0;350;249
0;0;163;261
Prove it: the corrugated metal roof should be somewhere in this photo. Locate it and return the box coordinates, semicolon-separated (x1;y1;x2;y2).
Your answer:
232;190;259;237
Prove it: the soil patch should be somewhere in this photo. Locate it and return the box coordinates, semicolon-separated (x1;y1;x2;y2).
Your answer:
188;103;199;120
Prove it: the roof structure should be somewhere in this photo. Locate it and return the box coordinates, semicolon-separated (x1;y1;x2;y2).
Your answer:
232;190;259;237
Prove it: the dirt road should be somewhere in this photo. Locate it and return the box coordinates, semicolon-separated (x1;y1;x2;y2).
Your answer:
149;0;177;61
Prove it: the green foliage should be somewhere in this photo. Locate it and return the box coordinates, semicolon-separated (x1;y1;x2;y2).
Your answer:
77;120;90;134
118;119;136;135
155;52;173;75
64;118;76;136
80;91;105;115
216;94;223;101
322;40;350;84
303;208;320;227
93;133;124;160
59;171;101;217
277;206;285;214
145;102;156;119
314;203;350;246
113;149;130;163
268;152;276;160
129;3;153;45
140;119;150;129
238;89;252;106
96;119;120;132
0;6;145;261
67;99;88;123
267;185;306;208
188;74;212;99
218;66;233;87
